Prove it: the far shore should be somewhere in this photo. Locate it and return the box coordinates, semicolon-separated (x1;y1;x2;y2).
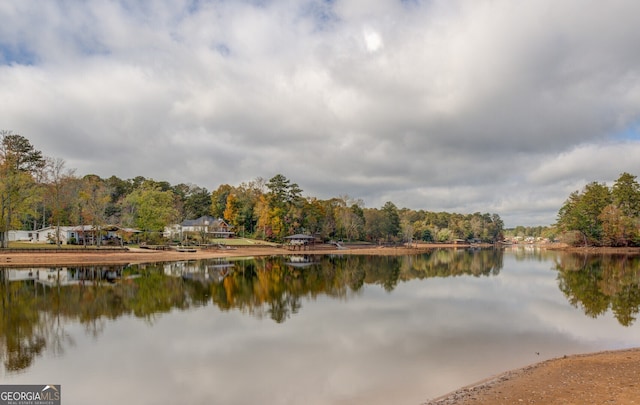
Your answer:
0;243;469;267
1;242;640;267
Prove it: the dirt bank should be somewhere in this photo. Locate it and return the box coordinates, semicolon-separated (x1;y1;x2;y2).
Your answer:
0;244;452;267
424;348;640;405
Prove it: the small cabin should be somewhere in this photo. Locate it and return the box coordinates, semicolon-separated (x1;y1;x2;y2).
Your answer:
284;234;315;250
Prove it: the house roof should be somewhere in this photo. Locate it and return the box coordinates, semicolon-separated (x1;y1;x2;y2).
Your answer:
284;234;315;239
181;216;228;227
70;225;141;233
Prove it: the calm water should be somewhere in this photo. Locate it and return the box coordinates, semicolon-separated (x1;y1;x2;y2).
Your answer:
1;248;640;404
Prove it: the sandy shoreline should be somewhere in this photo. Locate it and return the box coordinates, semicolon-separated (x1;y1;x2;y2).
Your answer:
0;244;456;267
2;243;640;267
424;347;640;404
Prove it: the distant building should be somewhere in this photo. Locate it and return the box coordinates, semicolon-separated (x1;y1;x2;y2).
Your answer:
164;216;234;240
8;230;34;242
284;234;316;250
9;225;140;245
12;226;75;244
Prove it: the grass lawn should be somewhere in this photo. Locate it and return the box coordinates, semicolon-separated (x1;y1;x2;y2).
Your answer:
6;238;281;250
207;238;279;247
8;242;87;249
6;241;131;250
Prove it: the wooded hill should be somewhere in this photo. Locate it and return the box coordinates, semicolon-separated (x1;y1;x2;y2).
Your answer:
557;172;640;246
1;131;504;245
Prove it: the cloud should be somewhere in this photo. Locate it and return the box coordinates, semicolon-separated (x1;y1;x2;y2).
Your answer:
529;142;640;186
2;0;640;226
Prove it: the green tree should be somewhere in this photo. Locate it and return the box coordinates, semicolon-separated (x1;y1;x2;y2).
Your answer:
260;174;304;239
598;204;633;247
0;131;45;247
612;172;640;217
580;182;612;243
421;228;433;242
333;196;365;241
381;201;401;242
436;228;453;243
123;182;178;241
103;175;133;223
609;172;640;246
185;186;211;219
232;179;264;237
266;174;302;208
176;184;211;220
557;182;612;246
363;208;385;242
210;184;233;218
300;197;326;237
490;213;505;242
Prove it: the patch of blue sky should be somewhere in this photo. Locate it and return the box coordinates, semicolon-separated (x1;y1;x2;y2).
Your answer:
114;1;146;20
401;0;437;12
182;0;271;13
400;0;427;8
185;0;204;14
611;123;640;141
0;43;38;66
298;0;339;33
66;33;111;59
222;0;271;8
214;43;231;57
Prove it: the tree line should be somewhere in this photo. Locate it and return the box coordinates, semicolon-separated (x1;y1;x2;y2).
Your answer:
557;172;640;246
0;131;504;246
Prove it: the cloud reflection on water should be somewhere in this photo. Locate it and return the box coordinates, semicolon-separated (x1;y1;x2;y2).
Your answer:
2;249;640;404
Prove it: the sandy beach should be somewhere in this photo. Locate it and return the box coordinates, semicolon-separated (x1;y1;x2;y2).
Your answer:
2;242;638;267
425;348;640;404
0;243;454;267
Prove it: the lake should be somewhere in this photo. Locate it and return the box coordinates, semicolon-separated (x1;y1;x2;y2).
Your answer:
1;248;639;404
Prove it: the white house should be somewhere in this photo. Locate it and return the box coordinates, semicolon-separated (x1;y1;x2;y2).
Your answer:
9;225;140;245
164;216;234;240
8;230;34;242
32;226;75;244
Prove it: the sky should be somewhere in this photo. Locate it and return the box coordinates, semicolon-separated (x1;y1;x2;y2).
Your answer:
2;0;640;227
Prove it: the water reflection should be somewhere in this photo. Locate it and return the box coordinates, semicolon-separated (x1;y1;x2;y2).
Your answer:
0;248;639;379
555;253;640;326
505;245;562;262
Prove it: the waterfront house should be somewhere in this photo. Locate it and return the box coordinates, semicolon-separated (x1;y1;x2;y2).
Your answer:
164;216;234;240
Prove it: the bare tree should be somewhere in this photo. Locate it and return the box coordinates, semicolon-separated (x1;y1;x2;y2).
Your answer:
44;157;77;246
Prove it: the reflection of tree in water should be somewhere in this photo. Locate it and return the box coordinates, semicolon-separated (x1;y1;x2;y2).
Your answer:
556;254;640;326
0;264;190;374
509;246;559;262
202;250;504;320
5;251;638;374
0;278;46;372
0;250;504;373
400;248;503;279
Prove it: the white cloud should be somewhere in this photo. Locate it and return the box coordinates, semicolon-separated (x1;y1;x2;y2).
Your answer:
2;0;640;226
528;142;640;186
362;27;383;53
